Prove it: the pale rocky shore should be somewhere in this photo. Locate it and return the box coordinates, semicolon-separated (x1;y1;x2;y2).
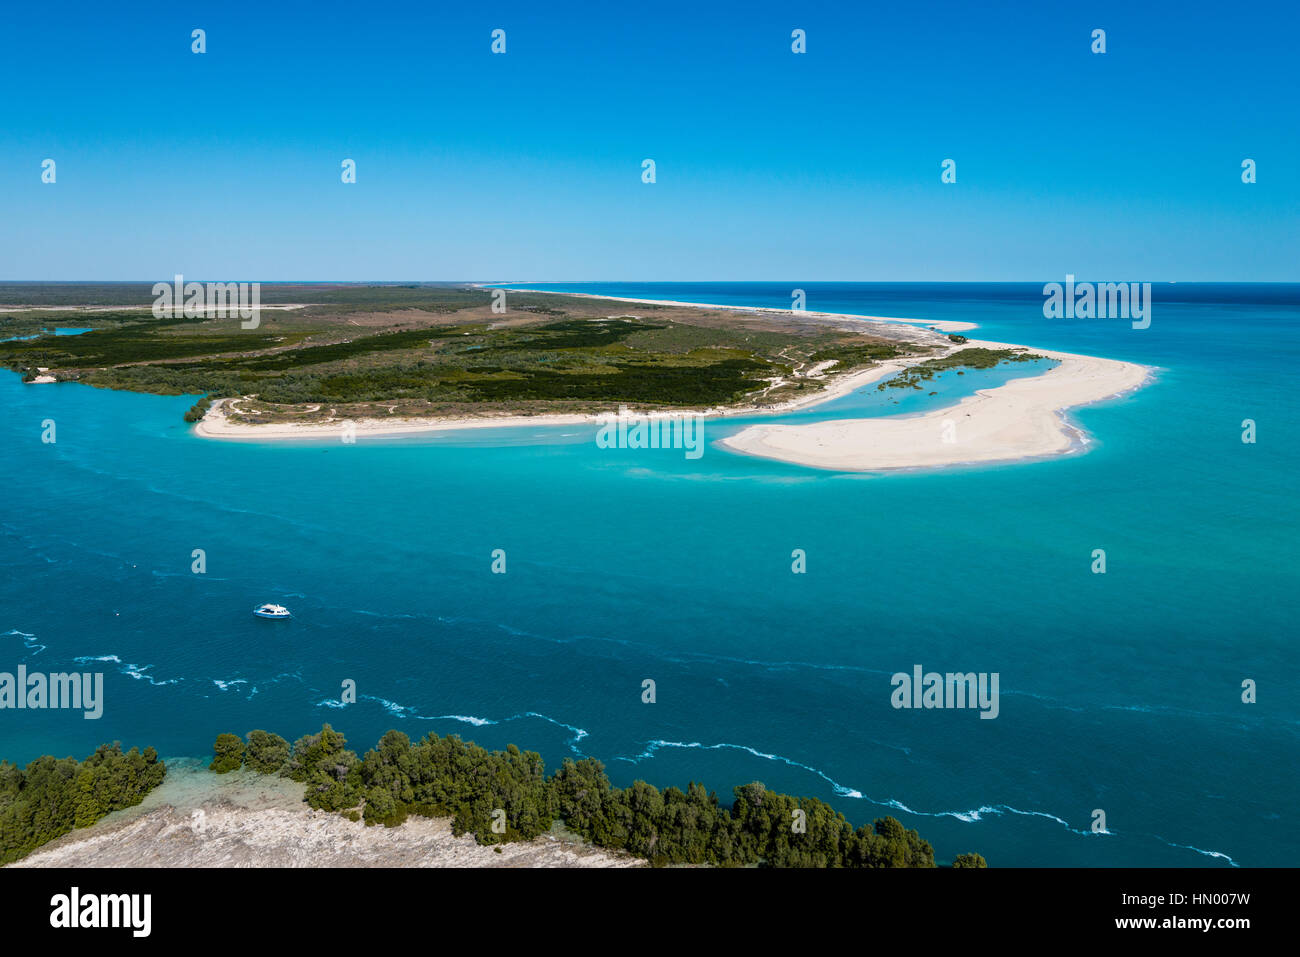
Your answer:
10;760;639;868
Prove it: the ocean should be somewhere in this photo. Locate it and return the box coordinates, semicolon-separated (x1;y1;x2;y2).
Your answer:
2;282;1296;867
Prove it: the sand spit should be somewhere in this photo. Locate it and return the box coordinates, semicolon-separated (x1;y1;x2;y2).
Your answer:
189;291;1153;471
720;339;1153;472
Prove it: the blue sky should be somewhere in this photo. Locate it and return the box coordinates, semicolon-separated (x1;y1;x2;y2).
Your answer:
1;0;1295;280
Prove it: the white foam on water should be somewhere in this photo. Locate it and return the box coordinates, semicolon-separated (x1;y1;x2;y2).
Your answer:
512;712;589;753
1155;838;1240;867
4;628;46;655
632;739;863;799
72;655;179;686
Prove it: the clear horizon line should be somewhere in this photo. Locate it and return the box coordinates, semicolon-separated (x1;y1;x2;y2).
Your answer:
3;279;1299;285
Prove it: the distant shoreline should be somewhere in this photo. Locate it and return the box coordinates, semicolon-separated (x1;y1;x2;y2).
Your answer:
193;287;956;442
479;284;980;333
188;287;1155;473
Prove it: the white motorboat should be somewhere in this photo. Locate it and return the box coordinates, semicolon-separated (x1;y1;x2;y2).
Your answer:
253;603;292;619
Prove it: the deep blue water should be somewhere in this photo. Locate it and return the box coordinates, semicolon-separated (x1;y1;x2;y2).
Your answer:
2;283;1297;867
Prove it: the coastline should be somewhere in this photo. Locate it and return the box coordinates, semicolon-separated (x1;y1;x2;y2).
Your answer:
192;355;921;441
194;401;600;440
9;760;639;868
719;339;1154;472
191;289;1156;473
482;284;980;333
191;288;958;442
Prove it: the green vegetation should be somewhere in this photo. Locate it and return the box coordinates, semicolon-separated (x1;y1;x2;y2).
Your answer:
0;282;491;310
213;725;982;868
879;347;1045;391
244;729;290;773
952;852;988;868
809;341;906;367
2;319;299;366
1;284;927;422
948;334;968;344
0;743;166;864
0;316;776;411
0;309;159;339
209;733;245;773
183;396;212;423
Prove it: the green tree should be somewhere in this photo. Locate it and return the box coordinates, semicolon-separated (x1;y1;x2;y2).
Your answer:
0;743;165;865
209;733;245;773
223;724;968;869
287;725;362;812
244;730;290;774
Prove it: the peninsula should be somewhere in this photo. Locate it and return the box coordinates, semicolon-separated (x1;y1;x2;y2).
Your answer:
0;282;1152;469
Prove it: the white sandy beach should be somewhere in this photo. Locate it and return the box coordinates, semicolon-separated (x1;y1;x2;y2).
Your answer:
195;400;597;440
193;355;920;441
484;285;980;333
192;290;1154;472
719;339;1153;471
193;289;966;441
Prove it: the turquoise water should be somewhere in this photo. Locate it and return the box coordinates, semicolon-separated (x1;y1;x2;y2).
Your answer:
2;283;1296;866
1;328;95;342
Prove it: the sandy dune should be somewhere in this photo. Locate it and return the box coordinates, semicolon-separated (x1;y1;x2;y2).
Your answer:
719;340;1153;472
